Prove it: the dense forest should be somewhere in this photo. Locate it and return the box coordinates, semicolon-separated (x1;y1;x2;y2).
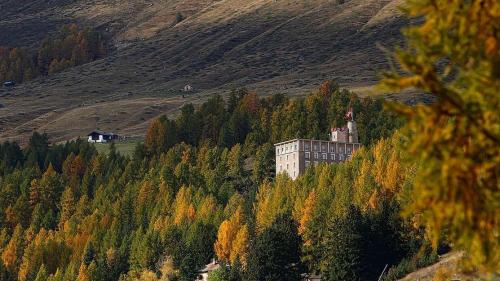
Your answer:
0;83;442;281
1;0;498;279
0;24;106;84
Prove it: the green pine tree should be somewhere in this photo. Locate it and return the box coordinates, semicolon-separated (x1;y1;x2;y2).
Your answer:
321;206;363;281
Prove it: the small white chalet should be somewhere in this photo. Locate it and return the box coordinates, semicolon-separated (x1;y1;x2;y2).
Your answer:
87;131;119;143
184;84;193;92
196;259;220;281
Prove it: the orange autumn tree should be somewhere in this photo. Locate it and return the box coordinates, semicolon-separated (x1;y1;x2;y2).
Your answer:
214;206;249;266
381;0;500;273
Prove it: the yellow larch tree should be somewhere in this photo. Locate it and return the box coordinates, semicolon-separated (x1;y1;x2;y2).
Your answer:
229;224;249;266
381;0;500;273
214;206;246;263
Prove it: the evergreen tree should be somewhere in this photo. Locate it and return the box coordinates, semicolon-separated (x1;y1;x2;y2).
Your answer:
247;214;302;281
252;143;274;183
25;132;49;170
321;206;363;281
82;241;95;266
34;264;48;281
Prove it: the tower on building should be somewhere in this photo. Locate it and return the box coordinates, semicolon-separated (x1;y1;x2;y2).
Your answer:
331;108;358;143
345;107;358;143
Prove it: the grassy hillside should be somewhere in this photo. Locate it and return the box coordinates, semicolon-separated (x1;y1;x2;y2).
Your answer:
93;140;140;157
0;0;409;144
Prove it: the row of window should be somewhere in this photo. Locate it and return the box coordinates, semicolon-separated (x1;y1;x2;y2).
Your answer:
279;152;349;161
304;157;345;167
277;143;356;155
279;153;299;162
304;144;352;154
280;155;349;172
276;143;299;155
278;162;296;171
305;152;347;161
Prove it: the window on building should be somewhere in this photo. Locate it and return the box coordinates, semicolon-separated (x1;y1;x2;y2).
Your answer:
314;152;318;159
286;155;289;160
314;145;318;151
347;148;351;154
305;152;310;159
293;162;296;168
322;153;327;160
331;154;335;160
330;147;335;152
287;164;289;169
305;144;309;151
276;149;279;155
279;165;282;171
294;144;297;151
305;161;310;167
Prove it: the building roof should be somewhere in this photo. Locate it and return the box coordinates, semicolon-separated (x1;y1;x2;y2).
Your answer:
198;260;220;273
273;138;304;146
87;130;116;136
301;273;322;280
274;138;362;146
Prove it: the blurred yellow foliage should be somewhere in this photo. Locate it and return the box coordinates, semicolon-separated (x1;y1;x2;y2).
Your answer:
381;0;500;275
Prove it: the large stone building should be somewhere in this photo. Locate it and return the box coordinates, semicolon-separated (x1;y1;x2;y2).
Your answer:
275;108;361;180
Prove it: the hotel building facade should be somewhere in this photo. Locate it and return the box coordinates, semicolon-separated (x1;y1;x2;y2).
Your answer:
274;108;361;179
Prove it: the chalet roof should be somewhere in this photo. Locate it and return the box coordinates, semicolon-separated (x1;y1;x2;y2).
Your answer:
87;130;116;136
301;273;322;280
198;261;220;273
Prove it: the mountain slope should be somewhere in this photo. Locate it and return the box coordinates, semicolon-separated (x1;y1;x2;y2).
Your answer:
0;0;408;144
